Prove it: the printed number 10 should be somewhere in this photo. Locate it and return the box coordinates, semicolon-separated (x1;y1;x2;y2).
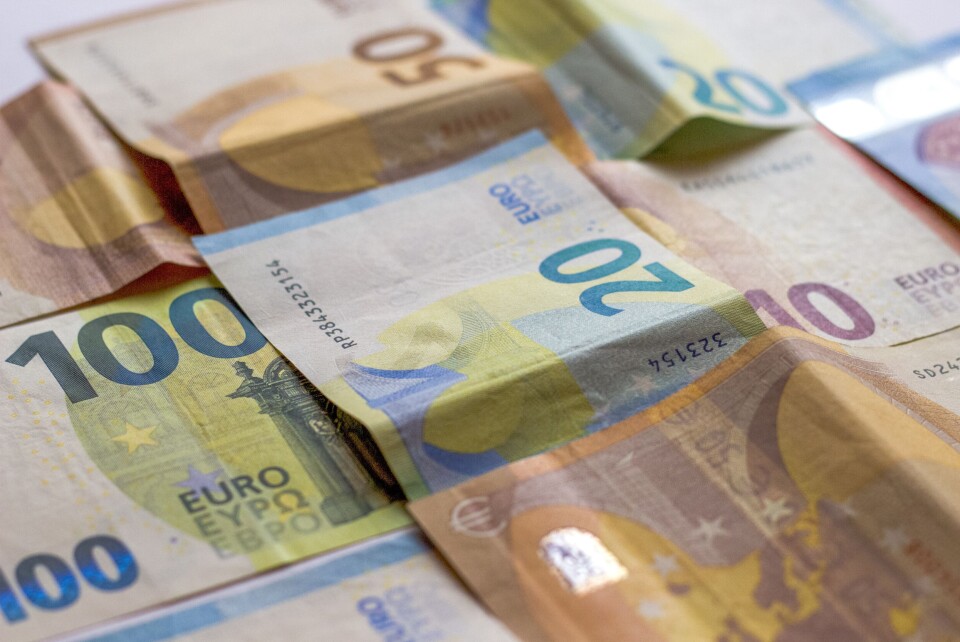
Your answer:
5;288;266;404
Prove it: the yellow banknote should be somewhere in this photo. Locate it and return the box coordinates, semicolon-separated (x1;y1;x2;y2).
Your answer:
33;0;591;232
411;327;960;641
0;277;407;640
0;82;201;328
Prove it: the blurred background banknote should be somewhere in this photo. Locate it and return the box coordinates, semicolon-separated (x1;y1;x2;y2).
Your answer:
0;277;407;641
430;0;886;157
583;127;960;347
790;34;960;221
31;0;591;232
0;81;202;328
196;132;764;498
411;327;960;642
61;529;517;642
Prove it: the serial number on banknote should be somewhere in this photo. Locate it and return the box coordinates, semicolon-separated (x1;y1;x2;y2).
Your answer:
647;333;728;373
913;357;960;379
266;261;357;350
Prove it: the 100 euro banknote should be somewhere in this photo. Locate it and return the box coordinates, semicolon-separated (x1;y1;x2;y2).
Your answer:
412;327;960;641
33;0;590;232
62;529;516;642
198;131;763;498
0;277;407;640
432;0;881;157
0;82;201;328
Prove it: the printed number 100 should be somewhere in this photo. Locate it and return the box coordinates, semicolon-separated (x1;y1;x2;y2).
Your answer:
5;288;267;404
0;536;137;624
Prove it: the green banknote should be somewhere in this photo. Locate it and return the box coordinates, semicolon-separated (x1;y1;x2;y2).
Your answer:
431;0;880;157
197;131;763;498
0;277;407;641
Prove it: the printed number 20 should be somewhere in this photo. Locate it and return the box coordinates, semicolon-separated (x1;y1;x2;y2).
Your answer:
660;58;788;116
539;239;693;316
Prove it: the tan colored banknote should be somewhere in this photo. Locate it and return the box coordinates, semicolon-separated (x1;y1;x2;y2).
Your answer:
0;81;201;328
0;276;407;641
32;0;592;232
584;127;960;347
197;132;764;498
61;529;517;641
411;327;960;642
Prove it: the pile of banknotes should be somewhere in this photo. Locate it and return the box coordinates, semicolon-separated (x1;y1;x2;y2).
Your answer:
2;0;960;640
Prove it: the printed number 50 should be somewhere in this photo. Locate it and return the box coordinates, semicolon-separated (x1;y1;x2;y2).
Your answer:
539;239;693;316
353;28;484;87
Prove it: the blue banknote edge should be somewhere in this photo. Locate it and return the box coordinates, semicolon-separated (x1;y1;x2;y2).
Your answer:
194;130;550;256
789;33;960;103
67;529;426;642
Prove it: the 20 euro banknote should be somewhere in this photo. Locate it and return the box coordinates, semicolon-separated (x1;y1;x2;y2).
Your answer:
197;131;763;498
431;0;879;157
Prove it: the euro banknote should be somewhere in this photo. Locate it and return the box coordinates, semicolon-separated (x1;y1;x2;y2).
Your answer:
197;131;764;498
62;529;516;642
583;127;960;347
790;34;960;220
411;327;960;642
849;325;960;417
0;277;408;641
431;0;881;157
32;0;591;232
0;82;201;328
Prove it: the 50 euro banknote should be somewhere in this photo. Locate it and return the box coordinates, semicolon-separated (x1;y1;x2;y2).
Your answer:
197;131;764;498
411;327;960;641
33;0;590;232
0;277;407;641
431;0;881;157
0;82;202;328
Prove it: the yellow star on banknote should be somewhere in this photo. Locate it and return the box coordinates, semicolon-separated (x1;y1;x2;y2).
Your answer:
111;422;158;454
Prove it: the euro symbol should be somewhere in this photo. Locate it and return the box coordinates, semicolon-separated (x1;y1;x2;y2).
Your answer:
450;496;506;538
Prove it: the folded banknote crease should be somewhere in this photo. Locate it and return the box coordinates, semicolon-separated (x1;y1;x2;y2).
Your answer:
0;81;202;328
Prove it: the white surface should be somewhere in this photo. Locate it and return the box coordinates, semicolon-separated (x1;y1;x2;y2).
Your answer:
868;0;960;43
0;0;170;104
